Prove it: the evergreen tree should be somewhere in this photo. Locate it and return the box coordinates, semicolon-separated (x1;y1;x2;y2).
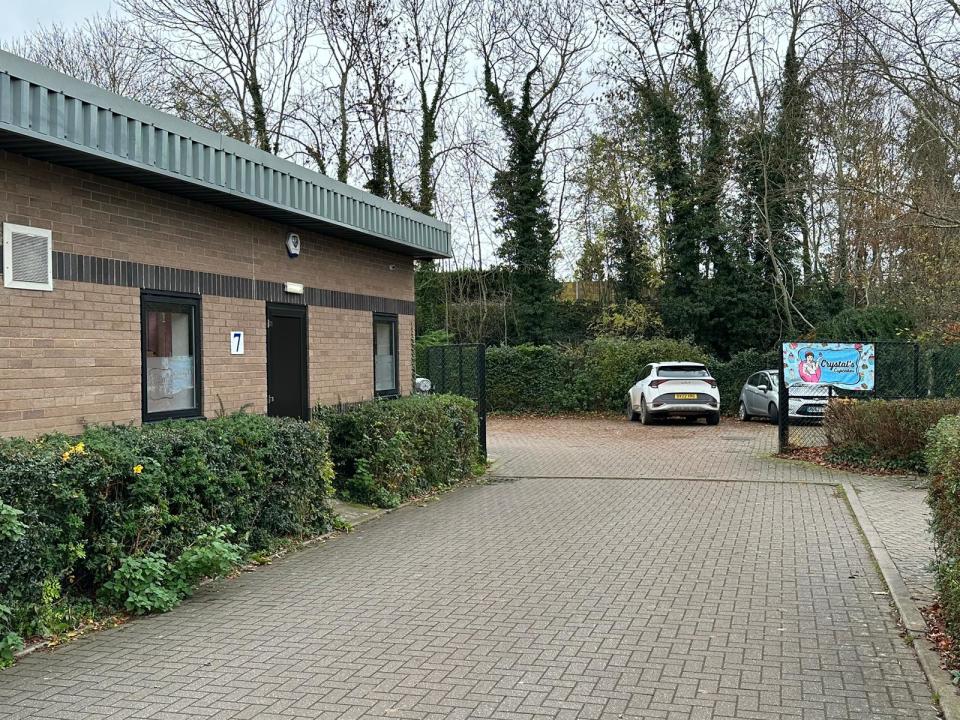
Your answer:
608;207;653;302
482;62;559;343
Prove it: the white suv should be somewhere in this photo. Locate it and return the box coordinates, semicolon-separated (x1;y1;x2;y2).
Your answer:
627;362;721;425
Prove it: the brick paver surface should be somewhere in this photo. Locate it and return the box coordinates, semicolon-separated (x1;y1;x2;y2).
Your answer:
854;477;936;606
0;416;939;719
488;415;865;485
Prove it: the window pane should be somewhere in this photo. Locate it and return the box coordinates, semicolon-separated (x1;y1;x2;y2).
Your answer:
658;365;710;378
374;319;396;393
145;305;197;414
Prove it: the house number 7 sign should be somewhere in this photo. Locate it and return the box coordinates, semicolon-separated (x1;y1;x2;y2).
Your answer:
230;331;245;355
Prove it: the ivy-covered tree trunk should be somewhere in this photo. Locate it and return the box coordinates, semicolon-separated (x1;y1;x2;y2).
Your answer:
483;64;559;343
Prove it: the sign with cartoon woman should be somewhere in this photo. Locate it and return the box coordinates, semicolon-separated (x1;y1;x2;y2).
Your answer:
782;342;876;391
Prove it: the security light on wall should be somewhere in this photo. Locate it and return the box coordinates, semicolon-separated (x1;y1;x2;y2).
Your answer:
285;232;301;257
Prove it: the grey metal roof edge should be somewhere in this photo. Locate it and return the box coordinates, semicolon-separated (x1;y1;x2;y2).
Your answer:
0;50;452;257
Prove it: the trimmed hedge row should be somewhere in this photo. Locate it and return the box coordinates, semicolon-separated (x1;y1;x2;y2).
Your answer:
483;338;766;414
318;394;481;508
927;416;960;638
0;414;336;651
825;398;960;471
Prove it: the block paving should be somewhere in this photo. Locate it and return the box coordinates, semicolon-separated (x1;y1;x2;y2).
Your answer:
0;415;941;719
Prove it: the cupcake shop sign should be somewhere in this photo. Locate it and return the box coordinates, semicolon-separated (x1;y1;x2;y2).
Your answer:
782;342;875;391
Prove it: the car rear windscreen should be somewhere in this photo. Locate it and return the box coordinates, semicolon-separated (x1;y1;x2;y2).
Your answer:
657;366;710;378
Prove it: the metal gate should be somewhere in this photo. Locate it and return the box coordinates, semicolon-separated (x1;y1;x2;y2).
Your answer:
421;344;487;457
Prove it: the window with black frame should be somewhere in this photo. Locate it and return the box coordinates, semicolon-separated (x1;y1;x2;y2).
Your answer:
141;292;202;420
373;313;399;397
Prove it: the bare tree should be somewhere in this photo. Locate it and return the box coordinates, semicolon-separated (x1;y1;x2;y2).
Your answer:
399;0;475;214
120;0;312;153
8;14;166;106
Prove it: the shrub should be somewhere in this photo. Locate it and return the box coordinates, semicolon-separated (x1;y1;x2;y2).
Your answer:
574;337;711;411
317;394;481;508
814;305;914;341
485;345;578;413
824;398;960;471
926;416;960;638
485;338;710;413
103;526;244;615
0;413;335;642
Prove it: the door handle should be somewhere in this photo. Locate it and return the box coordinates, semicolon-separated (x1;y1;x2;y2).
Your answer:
268;395;275;404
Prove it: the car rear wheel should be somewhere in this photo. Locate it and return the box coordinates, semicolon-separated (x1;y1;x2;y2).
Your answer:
768;402;779;423
626;396;639;422
738;402;751;422
640;398;653;425
706;412;720;426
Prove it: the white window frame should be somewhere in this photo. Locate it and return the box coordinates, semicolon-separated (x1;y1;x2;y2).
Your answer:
3;223;53;291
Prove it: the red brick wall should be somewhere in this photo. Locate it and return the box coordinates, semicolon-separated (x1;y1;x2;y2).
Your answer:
0;150;416;437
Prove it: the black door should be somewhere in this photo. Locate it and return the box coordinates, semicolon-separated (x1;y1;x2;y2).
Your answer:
266;304;308;419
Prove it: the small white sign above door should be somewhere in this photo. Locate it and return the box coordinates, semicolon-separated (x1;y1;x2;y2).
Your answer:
230;331;245;355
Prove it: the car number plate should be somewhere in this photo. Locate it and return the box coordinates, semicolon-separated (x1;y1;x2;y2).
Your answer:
674;393;697;400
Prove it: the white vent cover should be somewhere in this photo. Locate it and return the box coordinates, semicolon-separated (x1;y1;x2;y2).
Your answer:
3;224;53;291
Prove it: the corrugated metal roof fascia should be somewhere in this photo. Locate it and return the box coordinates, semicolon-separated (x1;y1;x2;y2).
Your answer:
0;50;451;257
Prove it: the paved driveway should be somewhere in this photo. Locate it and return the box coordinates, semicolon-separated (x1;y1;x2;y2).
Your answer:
488;414;861;484
0;417;937;720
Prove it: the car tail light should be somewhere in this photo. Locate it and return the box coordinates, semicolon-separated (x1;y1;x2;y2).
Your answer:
650;379;668;388
706;378;717;388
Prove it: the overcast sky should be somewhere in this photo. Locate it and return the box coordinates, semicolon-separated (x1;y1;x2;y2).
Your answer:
3;1;114;41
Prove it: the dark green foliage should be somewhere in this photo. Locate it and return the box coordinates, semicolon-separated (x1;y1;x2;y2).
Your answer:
483;61;559;343
575;338;712;411
926;416;960;638
608;208;654;302
102;525;243;615
485;345;579;413
825;398;960;471
486;338;711;413
414;329;456;377
0;414;335;640
101;553;182;615
317;395;481;508
711;349;780;414
814;305;914;341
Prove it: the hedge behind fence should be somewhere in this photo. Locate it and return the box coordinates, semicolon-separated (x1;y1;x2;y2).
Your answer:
824;398;960;471
0;414;336;645
318;394;481;508
927;416;960;639
481;338;762;413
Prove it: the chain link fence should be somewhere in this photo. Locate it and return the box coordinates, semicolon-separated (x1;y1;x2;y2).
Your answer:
779;341;960;451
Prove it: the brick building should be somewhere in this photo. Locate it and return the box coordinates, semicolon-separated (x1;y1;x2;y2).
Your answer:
0;51;450;437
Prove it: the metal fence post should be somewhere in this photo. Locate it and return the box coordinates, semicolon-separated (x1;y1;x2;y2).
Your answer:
477;344;487;458
913;343;921;398
778;349;789;453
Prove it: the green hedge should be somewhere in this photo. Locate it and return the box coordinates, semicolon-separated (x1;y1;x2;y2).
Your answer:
825;398;960;471
926;415;960;638
317;394;481;508
0;414;335;647
484;338;714;413
711;349;780;415
486;345;579;412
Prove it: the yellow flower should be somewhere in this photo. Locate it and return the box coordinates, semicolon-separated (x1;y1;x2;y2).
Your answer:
132;464;144;475
61;441;87;462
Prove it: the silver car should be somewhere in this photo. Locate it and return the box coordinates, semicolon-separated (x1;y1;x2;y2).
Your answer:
737;369;832;423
